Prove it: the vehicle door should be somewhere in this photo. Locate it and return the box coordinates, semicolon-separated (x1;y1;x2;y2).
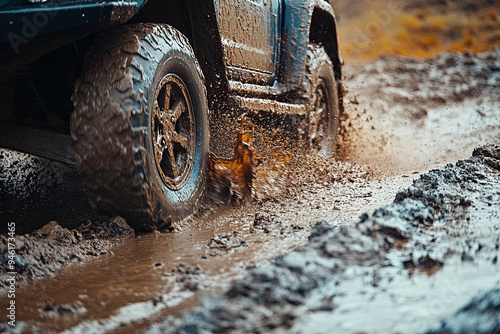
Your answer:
215;0;280;81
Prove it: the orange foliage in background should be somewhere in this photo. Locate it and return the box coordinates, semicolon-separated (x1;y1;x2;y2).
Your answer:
336;1;500;61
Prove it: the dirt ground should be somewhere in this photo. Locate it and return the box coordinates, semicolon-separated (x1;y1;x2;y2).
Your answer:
334;0;500;60
1;1;500;333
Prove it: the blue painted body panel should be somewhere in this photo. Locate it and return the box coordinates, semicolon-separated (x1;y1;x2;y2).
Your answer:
279;0;310;92
278;0;339;92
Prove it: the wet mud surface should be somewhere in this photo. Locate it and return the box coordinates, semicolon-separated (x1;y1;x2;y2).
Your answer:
0;150;101;235
1;48;500;333
0;218;133;290
147;144;500;334
342;49;500;173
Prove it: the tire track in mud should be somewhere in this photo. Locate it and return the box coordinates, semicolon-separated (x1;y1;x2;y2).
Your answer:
147;144;500;334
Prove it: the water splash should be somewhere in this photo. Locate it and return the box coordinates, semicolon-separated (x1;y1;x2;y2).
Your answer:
207;117;257;204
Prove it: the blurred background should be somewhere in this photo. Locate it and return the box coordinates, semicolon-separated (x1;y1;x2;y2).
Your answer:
331;0;500;61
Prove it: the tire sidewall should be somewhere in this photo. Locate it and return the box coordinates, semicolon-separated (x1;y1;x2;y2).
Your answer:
316;62;339;152
141;39;209;220
306;45;340;156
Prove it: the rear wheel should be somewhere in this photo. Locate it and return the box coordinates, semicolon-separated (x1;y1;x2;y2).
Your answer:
302;44;340;156
71;24;209;231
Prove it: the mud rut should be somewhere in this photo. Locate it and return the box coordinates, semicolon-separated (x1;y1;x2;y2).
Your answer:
1;51;500;333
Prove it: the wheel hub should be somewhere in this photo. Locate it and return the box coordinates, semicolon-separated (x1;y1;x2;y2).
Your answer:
152;74;195;190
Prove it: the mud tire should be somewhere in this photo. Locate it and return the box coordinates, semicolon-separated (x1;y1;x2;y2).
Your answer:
71;24;209;231
302;44;340;156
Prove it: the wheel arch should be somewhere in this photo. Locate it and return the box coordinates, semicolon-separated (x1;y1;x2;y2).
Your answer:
134;0;229;111
279;0;342;106
309;2;342;83
309;1;343;113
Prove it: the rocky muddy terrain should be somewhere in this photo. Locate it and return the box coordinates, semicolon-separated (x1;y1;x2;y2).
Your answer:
1;48;499;333
148;144;500;334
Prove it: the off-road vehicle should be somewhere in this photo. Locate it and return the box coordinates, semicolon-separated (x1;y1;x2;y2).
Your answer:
0;0;343;230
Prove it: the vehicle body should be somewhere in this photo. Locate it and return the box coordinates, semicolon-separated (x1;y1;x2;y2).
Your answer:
0;0;343;230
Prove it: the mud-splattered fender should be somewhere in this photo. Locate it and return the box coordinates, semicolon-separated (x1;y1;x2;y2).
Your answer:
279;0;341;94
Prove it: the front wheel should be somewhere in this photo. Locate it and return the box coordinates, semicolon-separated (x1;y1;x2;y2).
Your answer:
301;44;341;157
71;24;209;231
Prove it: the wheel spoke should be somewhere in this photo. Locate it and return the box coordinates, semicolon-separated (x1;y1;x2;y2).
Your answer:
172;132;189;150
314;89;324;111
170;98;185;123
155;97;174;132
163;83;172;111
168;145;180;178
154;132;166;159
162;112;173;130
155;141;163;164
153;100;163;129
153;100;161;120
310;108;322;130
310;84;327;145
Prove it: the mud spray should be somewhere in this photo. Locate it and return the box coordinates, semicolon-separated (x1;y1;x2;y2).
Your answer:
206;114;296;204
207;116;257;205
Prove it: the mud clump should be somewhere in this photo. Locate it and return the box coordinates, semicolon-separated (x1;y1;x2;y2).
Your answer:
161;263;210;292
147;144;500;334
40;300;87;318
428;288;500;334
252;212;277;234
0;149;105;235
251;212;304;237
77;217;134;240
203;232;248;257
0;217;133;290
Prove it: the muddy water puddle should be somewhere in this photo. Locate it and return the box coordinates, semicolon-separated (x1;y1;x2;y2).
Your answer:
5;206;263;332
3;204;301;333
